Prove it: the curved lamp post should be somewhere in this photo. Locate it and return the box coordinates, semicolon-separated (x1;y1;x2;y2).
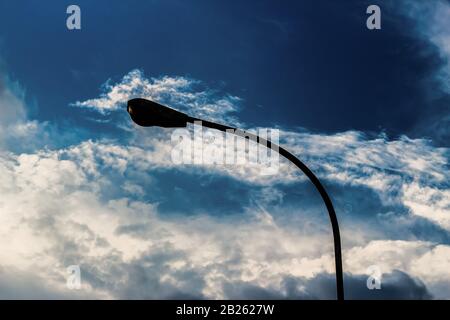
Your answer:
127;98;344;300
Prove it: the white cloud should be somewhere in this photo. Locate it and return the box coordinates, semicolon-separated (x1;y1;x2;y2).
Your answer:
0;67;449;299
0;76;28;149
346;240;450;299
402;183;450;231
0;142;336;298
0;131;448;298
0;75;76;153
72;69;242;125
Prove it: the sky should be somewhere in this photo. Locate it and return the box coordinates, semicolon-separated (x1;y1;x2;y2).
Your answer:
0;0;449;299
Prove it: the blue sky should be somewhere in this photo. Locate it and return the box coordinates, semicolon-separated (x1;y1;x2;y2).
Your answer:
2;0;448;139
0;0;449;299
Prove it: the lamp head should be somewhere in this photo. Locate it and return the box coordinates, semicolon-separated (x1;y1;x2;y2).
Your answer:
127;98;190;127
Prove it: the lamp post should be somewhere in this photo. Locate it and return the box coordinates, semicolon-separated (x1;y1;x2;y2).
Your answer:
127;98;345;300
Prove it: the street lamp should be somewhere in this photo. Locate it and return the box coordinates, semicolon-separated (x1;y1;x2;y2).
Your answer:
127;97;345;300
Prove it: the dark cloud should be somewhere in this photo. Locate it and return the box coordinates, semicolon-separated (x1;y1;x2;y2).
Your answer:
222;270;432;300
344;270;432;300
113;246;207;300
0;266;97;299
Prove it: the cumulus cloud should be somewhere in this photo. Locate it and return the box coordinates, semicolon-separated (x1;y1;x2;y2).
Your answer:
345;240;450;299
1;58;449;298
223;270;432;300
0;121;448;298
0;141;332;299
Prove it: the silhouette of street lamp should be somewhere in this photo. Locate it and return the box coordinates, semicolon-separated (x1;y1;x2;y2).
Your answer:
127;98;345;300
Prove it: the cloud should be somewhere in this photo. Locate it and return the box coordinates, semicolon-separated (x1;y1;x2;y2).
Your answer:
343;270;431;300
223;270;432;300
67;66;450;297
69;63;450;229
344;240;450;299
0;142;329;298
402;183;450;231
42;127;450;234
397;0;450;93
72;69;242;125
393;0;450;142
0;130;449;299
0;74;83;153
0;266;104;299
1;65;449;299
0;75;30;150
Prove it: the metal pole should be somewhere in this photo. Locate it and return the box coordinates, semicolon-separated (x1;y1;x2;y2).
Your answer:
189;118;345;300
